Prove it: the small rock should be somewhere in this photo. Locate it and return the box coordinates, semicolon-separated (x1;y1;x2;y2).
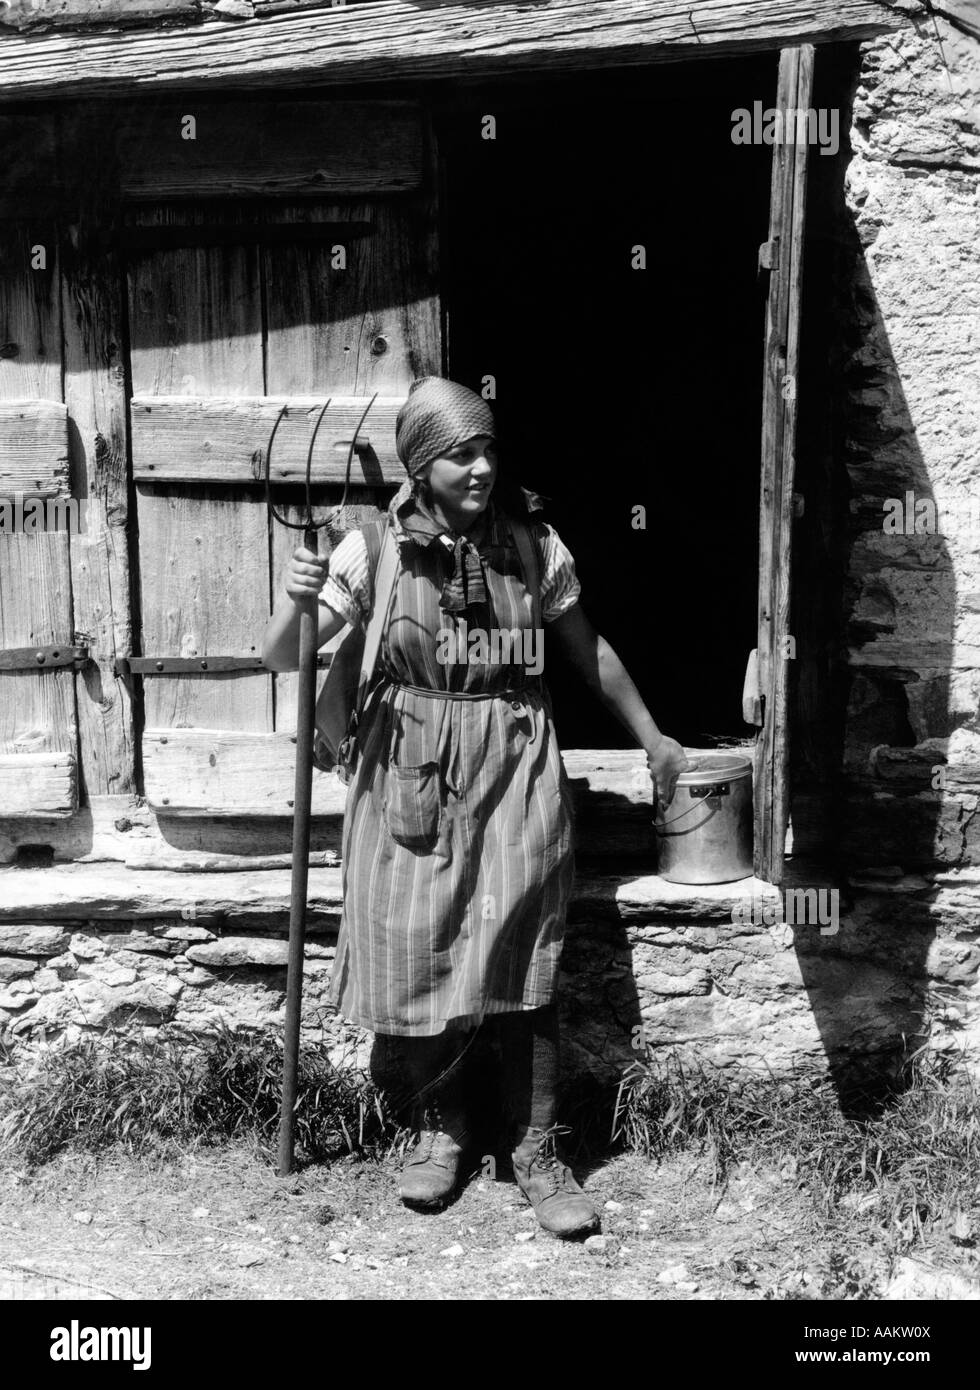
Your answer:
637;1221;650;1233
236;1249;264;1268
69;933;107;961
440;1243;464;1258
514;1231;536;1243
584;1235;609;1256
657;1262;691;1285
676;1280;700;1293
325;1239;348;1255
192;1207;211;1220
604;1200;624;1214
329;1252;348;1265
287;1234;301;1245
0;990;38;1009
72;1211;94;1225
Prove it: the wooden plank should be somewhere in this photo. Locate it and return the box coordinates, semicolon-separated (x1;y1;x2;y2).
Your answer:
0;221;78;815
0;400;69;495
0;532;77;756
754;44;814;885
0;224;62;400
130;395;404;484
262;200;440;399
143;729;349;815
116;102;424;198
0;2;907;100
0;753;76;818
61;193;138;797
127;204;272;733
142;735;750;829
0;792;342;863
0;112;61;207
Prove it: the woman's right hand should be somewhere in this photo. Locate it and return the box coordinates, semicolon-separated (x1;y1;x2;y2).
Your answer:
285;546;329;602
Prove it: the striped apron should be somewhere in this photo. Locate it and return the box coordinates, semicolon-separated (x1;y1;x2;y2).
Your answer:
327;512;576;1037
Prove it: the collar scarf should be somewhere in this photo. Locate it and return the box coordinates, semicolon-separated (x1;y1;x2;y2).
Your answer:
390;480;491;613
388;480;548;615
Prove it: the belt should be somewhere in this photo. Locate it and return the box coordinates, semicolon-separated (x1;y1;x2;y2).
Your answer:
389;681;536;704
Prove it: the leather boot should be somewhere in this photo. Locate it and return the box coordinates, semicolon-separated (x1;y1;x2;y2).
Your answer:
511;1123;599;1238
398;1133;465;1209
398;1092;469;1210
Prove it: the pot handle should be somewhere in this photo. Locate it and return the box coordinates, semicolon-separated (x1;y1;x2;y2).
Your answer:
653;799;722;836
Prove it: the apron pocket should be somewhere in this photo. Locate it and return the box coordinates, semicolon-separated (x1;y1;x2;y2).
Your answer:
383;762;443;850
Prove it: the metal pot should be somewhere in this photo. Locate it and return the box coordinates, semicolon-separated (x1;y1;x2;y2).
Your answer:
653;752;754;885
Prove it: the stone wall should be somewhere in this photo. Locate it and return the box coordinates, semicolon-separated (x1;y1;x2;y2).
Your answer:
839;16;980;867
1;865;977;1085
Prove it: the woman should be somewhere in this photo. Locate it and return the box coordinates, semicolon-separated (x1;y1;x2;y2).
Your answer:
262;378;690;1237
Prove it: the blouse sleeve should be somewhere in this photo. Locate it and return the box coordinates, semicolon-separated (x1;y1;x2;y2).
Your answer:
318;528;371;632
535;522;581;623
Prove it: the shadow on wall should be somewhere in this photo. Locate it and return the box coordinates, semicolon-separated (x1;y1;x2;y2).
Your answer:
789;37;975;1115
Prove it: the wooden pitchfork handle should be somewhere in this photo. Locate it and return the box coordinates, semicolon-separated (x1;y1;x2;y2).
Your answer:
278;523;322;1177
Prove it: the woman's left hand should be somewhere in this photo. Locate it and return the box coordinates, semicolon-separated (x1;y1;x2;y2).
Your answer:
647;736;696;813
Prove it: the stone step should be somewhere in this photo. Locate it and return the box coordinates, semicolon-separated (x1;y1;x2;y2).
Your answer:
0;861;772;928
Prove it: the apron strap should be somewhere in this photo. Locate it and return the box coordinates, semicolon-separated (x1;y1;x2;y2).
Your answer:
509;519;543;631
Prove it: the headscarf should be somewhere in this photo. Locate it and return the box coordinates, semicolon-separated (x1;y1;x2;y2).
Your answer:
395;377;496;478
394;378;498;612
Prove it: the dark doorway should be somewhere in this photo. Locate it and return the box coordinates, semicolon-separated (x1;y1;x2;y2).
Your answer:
438;57;776;749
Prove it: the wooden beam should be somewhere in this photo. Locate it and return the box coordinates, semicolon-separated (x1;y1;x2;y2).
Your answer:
0;752;76;817
116;101;423;198
130;395;405;485
0;2;910;100
0;401;69;495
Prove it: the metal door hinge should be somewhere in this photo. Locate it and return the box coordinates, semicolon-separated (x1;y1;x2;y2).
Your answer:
0;643;89;671
114;654;333;676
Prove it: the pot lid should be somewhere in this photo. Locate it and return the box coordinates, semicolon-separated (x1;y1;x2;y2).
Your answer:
675;753;753;785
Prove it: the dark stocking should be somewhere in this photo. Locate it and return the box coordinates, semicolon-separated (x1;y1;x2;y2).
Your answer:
374;1028;472;1143
495;1003;560;1139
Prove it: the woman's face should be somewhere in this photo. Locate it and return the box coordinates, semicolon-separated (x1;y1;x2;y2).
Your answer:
423;435;498;525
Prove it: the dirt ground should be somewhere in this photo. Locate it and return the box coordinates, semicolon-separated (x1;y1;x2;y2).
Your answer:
0;1143;917;1301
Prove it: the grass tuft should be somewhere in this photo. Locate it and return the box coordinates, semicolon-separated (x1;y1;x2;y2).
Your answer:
3;1029;979;1259
0;1026;401;1169
612;1047;980;1250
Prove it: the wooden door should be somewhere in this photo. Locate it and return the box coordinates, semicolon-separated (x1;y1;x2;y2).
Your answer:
753;44;815;883
122;104;440;821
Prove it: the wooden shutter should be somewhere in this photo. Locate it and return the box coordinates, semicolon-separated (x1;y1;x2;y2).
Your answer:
754;44;815;883
0;227;79;818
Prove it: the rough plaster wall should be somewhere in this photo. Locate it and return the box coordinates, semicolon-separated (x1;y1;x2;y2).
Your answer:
842;18;980;867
